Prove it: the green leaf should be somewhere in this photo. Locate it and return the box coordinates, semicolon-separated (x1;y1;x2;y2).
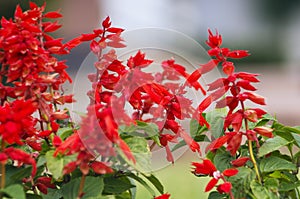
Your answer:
40;188;63;199
214;149;234;172
2;184;26;199
260;156;296;173
279;181;300;192
208;191;226;199
264;178;279;192
128;173;156;197
229;167;255;198
136;121;159;137
123;137;151;172
250;181;279;199
291;133;300;147
57;127;73;140
206;112;224;138
141;174;164;194
258;136;291;157
5;165;32;186
26;194;43;199
45;150;64;179
190;119;207;138
61;176;104;199
104;176;134;194
45;150;77;179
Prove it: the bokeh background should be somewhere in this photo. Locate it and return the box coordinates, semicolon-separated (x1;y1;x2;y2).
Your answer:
1;0;300;198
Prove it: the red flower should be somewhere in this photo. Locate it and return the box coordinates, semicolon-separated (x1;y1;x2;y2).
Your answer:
0;99;37;145
231;157;250;167
192;159;237;194
154;193;171;199
206;29;222;48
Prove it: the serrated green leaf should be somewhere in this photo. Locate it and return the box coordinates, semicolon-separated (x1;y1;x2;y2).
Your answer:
279;181;300;192
142;174;164;194
214;150;234;172
258;136;291;157
260;156;296;173
250;181;279;199
1;184;26;199
61;176;104;199
229;167;255;198
264;178;279;192
45;150;77;179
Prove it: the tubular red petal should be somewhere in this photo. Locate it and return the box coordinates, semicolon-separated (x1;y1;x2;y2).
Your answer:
223;168;238;177
205;178;219;192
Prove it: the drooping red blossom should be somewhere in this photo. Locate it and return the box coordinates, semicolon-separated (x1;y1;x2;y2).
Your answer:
231;157;250;167
192;159;237;194
4;147;37;177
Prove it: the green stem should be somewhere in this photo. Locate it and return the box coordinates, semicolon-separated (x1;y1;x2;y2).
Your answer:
248;140;262;184
77;174;86;199
240;101;262;184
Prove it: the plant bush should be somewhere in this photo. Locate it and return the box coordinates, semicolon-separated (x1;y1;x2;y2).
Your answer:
1;2;300;199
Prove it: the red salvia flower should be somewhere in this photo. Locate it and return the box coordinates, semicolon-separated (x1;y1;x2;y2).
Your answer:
192;159;237;194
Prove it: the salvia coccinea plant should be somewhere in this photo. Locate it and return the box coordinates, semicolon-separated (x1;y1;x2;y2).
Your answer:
1;2;300;199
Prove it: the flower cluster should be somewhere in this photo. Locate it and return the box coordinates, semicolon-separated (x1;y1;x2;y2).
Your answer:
0;1;73;176
77;16;201;166
195;29;272;156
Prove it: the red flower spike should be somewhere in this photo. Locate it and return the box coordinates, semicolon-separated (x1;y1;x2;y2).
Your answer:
217;182;232;194
231;157;250;167
206;29;222;48
154;193;171;199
